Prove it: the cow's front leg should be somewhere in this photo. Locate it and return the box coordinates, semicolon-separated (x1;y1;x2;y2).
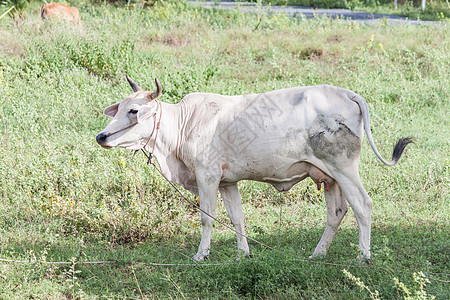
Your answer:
193;171;220;262
219;183;250;259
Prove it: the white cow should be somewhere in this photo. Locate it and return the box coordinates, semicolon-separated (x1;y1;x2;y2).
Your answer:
96;76;412;262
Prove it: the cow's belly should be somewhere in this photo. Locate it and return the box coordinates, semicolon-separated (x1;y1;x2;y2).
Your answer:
221;157;336;193
221;158;312;191
259;161;311;192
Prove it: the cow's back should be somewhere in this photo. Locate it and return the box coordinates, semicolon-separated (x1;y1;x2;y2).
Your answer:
181;85;362;140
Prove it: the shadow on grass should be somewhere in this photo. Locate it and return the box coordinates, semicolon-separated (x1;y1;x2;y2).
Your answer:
2;221;448;298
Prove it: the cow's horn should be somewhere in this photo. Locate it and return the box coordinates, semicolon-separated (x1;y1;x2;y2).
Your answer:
149;78;162;100
126;75;143;92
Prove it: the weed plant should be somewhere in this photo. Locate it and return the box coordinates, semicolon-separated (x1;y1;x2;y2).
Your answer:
0;0;448;298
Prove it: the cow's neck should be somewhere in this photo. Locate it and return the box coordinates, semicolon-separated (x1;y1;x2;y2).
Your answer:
144;100;188;183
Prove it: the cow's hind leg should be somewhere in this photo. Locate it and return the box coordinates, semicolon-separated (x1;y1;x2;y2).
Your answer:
329;167;373;261
311;181;348;258
219;183;251;258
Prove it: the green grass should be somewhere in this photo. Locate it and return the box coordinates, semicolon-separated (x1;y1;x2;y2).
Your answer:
0;0;449;298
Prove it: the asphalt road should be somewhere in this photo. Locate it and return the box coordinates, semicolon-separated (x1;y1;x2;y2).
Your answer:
186;0;436;25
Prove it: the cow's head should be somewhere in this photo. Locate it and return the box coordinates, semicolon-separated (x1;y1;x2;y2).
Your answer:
96;76;162;150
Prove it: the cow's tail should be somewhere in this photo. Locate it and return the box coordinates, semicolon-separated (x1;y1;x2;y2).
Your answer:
346;91;413;166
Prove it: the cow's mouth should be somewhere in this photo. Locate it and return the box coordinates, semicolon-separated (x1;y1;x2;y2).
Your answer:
96;132;112;149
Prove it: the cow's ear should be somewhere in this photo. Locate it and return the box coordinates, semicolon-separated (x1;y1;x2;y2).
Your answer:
137;105;156;124
104;103;120;117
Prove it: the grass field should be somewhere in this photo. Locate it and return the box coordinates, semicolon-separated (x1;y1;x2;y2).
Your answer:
0;1;449;298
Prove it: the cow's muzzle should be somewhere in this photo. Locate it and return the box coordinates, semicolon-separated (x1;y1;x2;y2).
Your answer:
96;132;111;148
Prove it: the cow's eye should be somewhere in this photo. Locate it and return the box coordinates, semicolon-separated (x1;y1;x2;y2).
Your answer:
129;109;138;114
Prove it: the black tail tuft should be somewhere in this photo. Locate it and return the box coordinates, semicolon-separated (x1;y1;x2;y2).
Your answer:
392;137;414;163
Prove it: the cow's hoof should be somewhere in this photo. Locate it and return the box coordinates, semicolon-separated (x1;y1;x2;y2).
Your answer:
309;252;326;259
356;250;371;264
236;252;252;261
357;257;371;264
356;255;371;264
193;253;209;262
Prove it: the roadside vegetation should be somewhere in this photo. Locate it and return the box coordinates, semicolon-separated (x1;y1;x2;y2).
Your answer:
256;0;450;21
0;0;448;298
